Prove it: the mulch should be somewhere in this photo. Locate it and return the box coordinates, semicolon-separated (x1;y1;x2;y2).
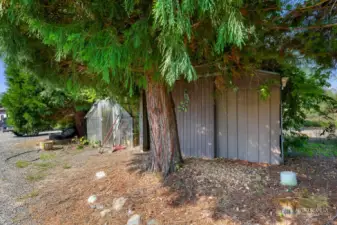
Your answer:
29;148;337;225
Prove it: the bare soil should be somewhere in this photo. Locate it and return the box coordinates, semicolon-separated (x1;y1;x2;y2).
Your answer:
23;145;337;225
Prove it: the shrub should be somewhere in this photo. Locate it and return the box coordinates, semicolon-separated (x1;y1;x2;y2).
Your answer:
284;131;309;157
303;120;323;127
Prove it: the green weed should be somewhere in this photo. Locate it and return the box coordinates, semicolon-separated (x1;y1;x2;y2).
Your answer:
34;162;55;170
26;172;46;182
15;160;31;168
40;153;56;161
63;163;71;169
17;190;39;201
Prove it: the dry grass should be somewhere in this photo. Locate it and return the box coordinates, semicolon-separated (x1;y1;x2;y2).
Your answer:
26;172;46;182
28;149;337;225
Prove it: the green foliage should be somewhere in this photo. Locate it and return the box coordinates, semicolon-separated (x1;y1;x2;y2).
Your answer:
284;131;309;150
1;64;52;134
0;0;248;91
79;137;89;145
303;120;325;128
281;65;336;130
1;61;96;133
177;89;190;112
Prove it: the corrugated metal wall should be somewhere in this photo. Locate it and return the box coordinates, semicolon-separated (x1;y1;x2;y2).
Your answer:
216;81;281;164
172;77;215;158
172;73;281;164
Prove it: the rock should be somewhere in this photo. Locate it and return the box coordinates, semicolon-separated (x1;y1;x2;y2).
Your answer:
113;197;127;211
96;171;106;179
127;214;141;225
100;209;112;217
96;204;104;210
87;195;97;204
89;204;104;209
147;219;159;225
127;208;133;216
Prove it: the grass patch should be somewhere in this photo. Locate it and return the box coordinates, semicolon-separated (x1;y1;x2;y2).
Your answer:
292;143;337;157
34;162;55;170
26;172;46;182
40;153;56;161
17;190;39;201
63;163;71;169
15;160;31;168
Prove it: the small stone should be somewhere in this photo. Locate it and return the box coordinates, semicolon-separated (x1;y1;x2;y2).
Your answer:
127;209;133;216
87;195;97;204
113;197;127;211
95;171;106;179
236;207;239;211
147;219;159;225
100;209;112;217
96;204;104;210
127;214;141;225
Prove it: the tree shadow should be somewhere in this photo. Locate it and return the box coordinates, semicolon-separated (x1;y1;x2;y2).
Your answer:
126;152;152;174
126;153;337;224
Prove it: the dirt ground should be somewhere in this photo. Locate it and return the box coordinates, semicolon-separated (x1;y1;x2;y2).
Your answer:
15;144;337;225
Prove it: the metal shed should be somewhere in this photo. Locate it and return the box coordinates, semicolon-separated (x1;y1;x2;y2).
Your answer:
85;99;133;147
140;71;282;164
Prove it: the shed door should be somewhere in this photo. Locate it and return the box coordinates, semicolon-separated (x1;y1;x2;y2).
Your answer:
172;77;215;158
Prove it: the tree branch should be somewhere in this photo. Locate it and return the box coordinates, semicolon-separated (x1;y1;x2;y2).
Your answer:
271;23;337;30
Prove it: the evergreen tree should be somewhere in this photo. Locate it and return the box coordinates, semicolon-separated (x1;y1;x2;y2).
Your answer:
0;0;248;175
1;63;95;135
0;0;336;175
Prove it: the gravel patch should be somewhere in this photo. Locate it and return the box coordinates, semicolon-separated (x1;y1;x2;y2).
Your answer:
0;132;47;225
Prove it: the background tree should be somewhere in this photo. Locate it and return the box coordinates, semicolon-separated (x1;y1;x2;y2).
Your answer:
1;62;95;135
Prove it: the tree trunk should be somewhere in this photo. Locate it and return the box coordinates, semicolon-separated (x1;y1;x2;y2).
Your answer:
145;75;183;176
74;111;86;137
